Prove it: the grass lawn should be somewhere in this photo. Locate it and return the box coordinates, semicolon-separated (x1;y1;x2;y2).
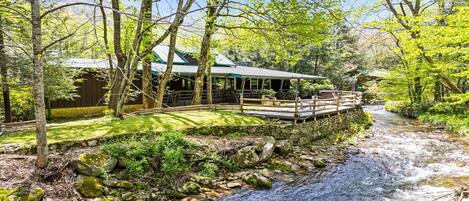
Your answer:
0;110;265;146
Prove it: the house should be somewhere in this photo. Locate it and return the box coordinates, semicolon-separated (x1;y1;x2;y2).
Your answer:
51;46;323;110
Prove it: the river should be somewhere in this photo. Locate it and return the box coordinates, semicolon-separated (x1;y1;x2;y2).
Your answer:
222;105;469;201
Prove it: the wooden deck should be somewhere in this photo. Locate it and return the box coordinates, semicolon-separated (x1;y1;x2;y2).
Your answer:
240;91;362;121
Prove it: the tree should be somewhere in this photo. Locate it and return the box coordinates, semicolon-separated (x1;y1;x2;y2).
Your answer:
31;0;48;168
141;0;154;109
376;2;469;104
108;0;195;116
384;0;463;94
192;0;225;105
0;15;11;123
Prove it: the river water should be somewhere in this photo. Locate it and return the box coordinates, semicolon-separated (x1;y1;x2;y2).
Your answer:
222;105;469;201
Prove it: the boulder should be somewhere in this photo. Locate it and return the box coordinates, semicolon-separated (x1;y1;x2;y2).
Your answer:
190;175;215;187
313;159;326;168
75;175;106;198
0;187;45;201
242;172;272;189
73;151;117;176
258;139;276;162
275;140;293;156
180;181;202;195
268;159;294;173
232;146;260;168
226;182;242;188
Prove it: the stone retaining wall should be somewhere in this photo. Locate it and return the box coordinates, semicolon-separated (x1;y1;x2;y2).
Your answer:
0;108;368;155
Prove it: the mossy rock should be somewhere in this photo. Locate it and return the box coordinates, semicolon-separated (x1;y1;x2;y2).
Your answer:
179;181;202;195
268;159;293;172
103;179;135;190
0;187;45;201
75;175;106;198
232;146;260;168
275;140;293;156
243;173;272;189
313;159;326;168
73;151;117;176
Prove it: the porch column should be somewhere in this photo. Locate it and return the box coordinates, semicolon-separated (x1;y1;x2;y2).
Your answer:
240;78;246;97
233;77;237;90
261;79;265;90
295;79;301;99
280;79;284;90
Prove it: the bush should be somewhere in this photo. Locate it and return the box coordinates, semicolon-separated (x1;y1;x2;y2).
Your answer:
9;88;35;121
259;89;276;97
102;131;192;177
199;162;219;178
384;101;433;118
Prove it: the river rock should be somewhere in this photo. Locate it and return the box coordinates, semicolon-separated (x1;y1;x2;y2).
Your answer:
258;139;276;162
102;179;134;190
275;140;293;156
190;175;215;187
180;181;202;195
226;182;242;188
313;159;326;168
242;172;272;189
268;159;293;172
232;146;260;168
75;175;106;198
73;151;117;176
0;187;45;201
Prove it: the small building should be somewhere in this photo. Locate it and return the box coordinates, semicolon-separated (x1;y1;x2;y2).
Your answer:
51;46;323;109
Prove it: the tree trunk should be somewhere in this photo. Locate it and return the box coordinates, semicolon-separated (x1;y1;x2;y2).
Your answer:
141;0;154;109
192;0;219;105
109;0;126;117
207;64;213;105
110;0;194;115
155;28;179;108
31;0;48;168
0;16;11;123
98;0;114;110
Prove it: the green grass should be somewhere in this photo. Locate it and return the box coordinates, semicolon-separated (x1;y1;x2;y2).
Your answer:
0;110;265;146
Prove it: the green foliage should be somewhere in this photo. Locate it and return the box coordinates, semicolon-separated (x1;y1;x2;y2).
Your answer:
377;5;469;105
102;131;191;177
259;89;276;97
298;80;333;97
9;88;35;121
199;162;219;178
384;101;433;118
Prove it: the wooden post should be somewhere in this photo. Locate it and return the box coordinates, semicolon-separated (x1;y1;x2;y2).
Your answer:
294;97;298;124
312;95;316;117
240;78;246;98
336;92;341;112
240;96;244;113
280;79;284;90
233;77;237;90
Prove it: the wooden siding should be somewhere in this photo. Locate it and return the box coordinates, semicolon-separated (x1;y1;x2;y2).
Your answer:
51;70;143;108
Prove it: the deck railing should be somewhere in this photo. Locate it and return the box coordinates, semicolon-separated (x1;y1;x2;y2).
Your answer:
240;91;362;122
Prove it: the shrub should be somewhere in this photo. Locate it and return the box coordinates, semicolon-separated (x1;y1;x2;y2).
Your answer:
199;162;219;178
384;101;433;118
9;88;35;121
259;89;276;97
102;131;192;177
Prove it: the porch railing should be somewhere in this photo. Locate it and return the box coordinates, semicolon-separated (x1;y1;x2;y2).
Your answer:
240;91;362;121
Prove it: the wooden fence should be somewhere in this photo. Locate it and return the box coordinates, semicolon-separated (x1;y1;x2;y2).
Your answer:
240;91;362;121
